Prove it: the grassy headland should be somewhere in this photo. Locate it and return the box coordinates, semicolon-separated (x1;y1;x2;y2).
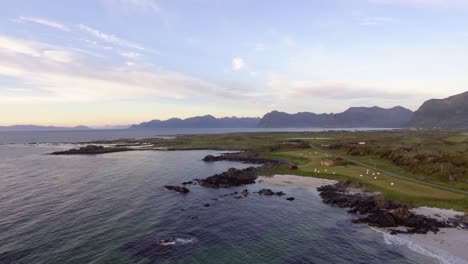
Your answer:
93;130;468;212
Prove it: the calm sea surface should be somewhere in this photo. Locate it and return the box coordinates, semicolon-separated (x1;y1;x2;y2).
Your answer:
0;128;394;145
0;142;440;264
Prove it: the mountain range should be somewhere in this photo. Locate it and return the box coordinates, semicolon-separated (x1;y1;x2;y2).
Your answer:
3;92;467;131
131;115;260;129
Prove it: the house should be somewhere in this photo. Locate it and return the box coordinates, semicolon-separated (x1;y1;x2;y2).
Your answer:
321;159;334;167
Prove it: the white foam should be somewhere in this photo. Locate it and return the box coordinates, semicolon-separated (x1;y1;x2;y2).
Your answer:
174;237;198;245
372;228;468;264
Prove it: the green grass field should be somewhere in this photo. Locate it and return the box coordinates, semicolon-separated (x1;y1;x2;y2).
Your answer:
97;130;468;212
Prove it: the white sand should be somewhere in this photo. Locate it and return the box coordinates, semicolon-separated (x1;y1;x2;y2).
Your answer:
380;227;468;263
257;174;337;188
411;206;465;222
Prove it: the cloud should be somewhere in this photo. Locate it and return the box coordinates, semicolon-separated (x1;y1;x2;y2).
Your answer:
17;16;69;31
77;24;147;51
120;51;141;59
0;35;249;103
43;50;75;63
267;75;417;101
102;0;160;13
232;57;245;71
0;36;41;57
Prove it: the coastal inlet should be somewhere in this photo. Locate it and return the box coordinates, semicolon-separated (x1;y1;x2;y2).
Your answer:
0;145;449;263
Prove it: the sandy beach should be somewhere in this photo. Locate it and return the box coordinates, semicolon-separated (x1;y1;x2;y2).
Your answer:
380;227;468;264
257;174;337;188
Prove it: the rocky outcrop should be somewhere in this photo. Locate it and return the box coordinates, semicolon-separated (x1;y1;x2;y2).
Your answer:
202;151;283;165
318;182;452;234
164;186;190;194
50;145;132;155
197;167;258;188
256;189;286;196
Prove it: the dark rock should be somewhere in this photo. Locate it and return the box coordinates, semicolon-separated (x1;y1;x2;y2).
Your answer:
204;203;211;207
164;185;190;194
50;145;132;155
241;189;249;197
257;189;287;197
182;181;193;185
317;182;451;234
286;197;295;201
258;189;275;196
201;151;283;165
197;167;258;188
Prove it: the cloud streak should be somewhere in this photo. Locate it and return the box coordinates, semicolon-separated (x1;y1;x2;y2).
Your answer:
0;35;249;104
77;24;147;51
102;0;160;13
17;16;70;31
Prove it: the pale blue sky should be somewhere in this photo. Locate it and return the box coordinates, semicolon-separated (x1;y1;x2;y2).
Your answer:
1;0;468;126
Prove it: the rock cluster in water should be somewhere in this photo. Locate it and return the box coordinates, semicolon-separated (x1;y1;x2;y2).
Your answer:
196;167;258;188
164;186;190;194
317;182;452;234
256;189;286;196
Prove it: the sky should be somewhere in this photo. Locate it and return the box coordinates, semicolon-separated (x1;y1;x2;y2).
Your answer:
1;0;468;126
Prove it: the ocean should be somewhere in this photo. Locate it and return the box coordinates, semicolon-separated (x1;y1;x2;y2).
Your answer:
0;127;394;145
0;140;443;264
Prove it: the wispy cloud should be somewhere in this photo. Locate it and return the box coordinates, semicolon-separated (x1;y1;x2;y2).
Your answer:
17;16;70;31
267;74;419;101
232;57;245;71
120;51;141;59
102;0;160;13
77;24;147;51
0;35;249;103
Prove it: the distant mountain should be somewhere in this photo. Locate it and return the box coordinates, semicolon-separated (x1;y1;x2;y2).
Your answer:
409;91;468;129
258;106;413;128
0;125;90;131
131;115;260;129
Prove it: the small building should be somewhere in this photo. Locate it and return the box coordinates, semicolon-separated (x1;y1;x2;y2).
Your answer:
321;159;334;167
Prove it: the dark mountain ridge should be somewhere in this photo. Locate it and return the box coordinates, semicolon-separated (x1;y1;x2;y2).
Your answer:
131;115;260;129
409;91;468;129
258;106;414;128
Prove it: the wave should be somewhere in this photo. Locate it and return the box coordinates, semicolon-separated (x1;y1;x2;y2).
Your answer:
371;227;468;264
158;237;198;247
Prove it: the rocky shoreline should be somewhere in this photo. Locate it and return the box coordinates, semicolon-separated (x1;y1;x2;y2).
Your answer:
317;181;466;235
165;152;467;237
202;151;285;165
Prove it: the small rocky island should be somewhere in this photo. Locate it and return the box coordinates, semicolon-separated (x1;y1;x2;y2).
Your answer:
50;145;132;155
196;167;258;188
